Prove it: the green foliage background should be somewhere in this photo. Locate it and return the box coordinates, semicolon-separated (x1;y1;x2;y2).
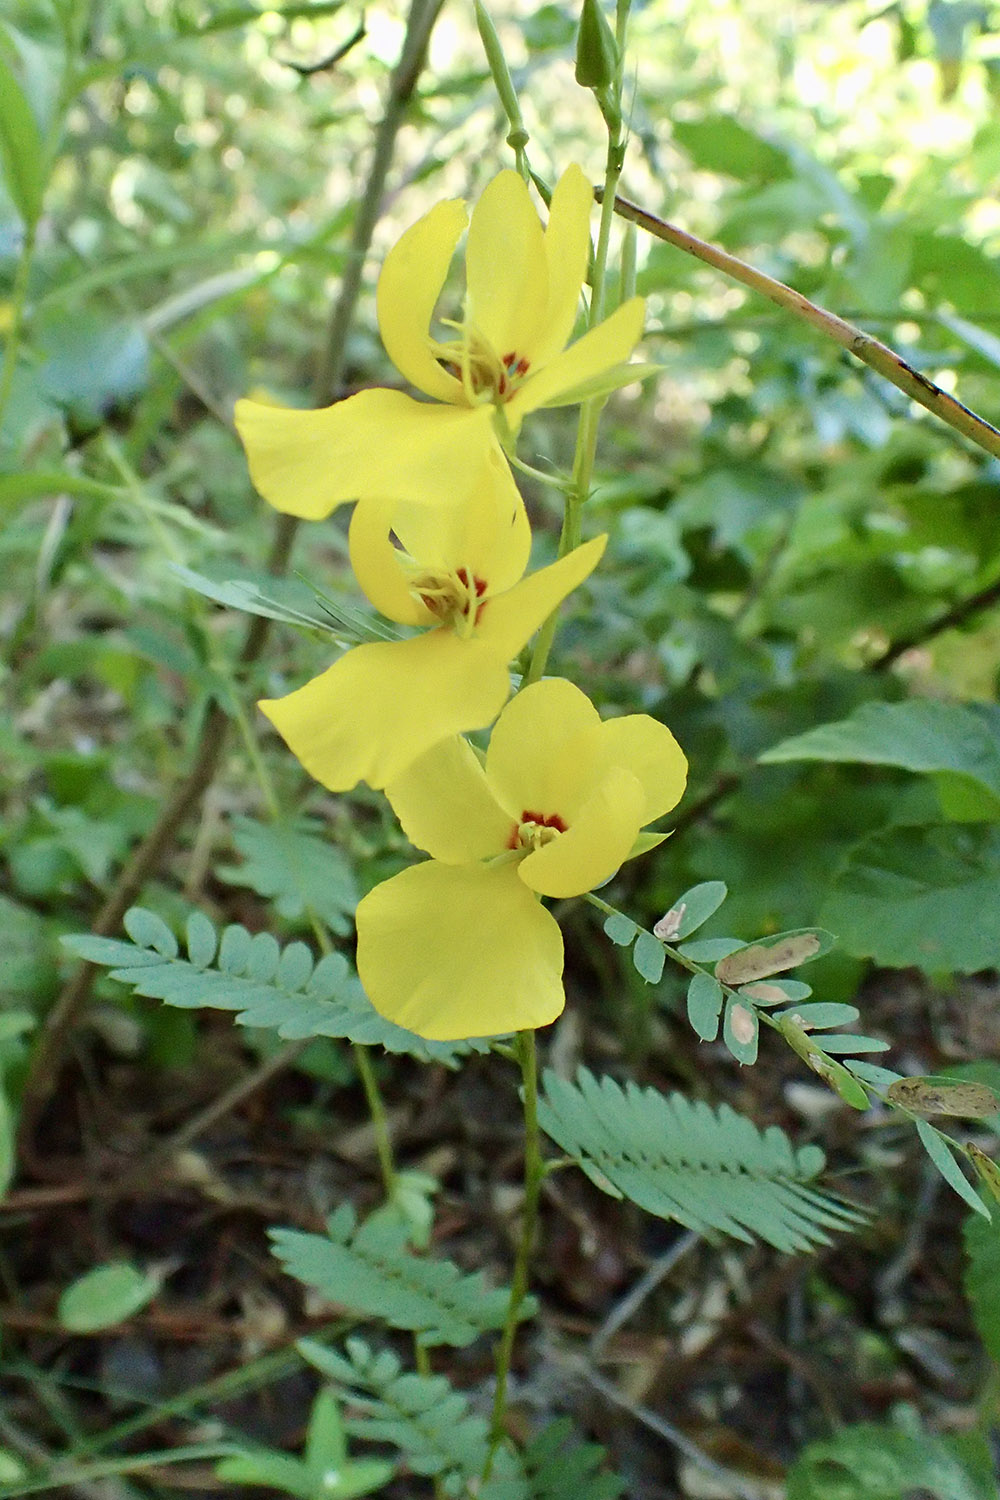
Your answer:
2;0;1000;1493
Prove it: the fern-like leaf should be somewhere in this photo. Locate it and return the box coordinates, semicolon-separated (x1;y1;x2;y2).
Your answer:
518;1419;624;1500
298;1337;527;1494
271;1204;533;1348
538;1069;862;1254
62;908;491;1064
217;817;357;936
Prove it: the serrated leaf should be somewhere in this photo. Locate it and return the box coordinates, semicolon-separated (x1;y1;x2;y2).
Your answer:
538;1069;861;1254
270;1204;529;1348
686;972;723;1041
715;929;830;985
218;817;357;936
822;822;1000;973
887;1077;1000;1119
723;998;759;1065
0;52;46;226
632;930;665;984
915;1119;990;1218
602;912;637;946
652;881;727;941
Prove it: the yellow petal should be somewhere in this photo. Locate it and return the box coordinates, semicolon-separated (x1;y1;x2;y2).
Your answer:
386;736;512;863
234;390;495;517
570;713;688;824
376;197;468;403
506;296;645;420
477;534;606;665
485;676;600;821
466;170;549;364
348;453;530;624
356;860;564;1039
533;164;593;368
518;764;645;898
259;632;512;792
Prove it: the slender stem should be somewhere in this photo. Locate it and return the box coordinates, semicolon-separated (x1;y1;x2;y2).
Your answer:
0;1442;238;1500
603;189;1000;464
524;118;627;687
314;0;444;404
0;220;38;438
220;667;398;1201
483;1030;543;1478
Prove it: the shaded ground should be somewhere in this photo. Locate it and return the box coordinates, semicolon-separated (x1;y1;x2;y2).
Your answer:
3;946;995;1498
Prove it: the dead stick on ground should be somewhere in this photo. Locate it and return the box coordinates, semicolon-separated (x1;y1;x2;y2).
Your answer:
603;190;1000;463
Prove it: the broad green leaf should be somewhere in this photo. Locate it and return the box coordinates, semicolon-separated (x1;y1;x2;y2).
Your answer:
821;822;1000;972
58;1262;160;1331
761;699;1000;807
0;52;46;226
964;1211;1000;1365
677;937;744;962
672;115;793;182
774;1002;860;1030
787;1417;993;1500
653;880;727;941
602;912;637;947
631;930;665;984
686;972;723;1041
915;1120;990;1219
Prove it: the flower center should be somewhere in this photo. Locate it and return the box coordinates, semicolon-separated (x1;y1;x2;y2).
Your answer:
508;809;567;853
408;564;487;637
437;323;531;406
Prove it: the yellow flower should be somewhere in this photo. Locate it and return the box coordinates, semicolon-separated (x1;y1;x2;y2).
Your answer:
355;679;688;1039
259;457;606;791
376;163;646;434
232;164;646;519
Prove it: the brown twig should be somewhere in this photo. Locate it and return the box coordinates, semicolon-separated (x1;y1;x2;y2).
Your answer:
871;571;1000;670
603;189;1000;463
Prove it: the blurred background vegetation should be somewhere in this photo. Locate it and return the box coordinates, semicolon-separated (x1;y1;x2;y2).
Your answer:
3;0;1000;1494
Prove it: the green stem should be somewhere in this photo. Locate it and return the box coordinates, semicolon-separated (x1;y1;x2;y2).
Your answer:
219;667;398;1202
523;122;627;687
0;219;38;439
483;1030;543;1479
0;1442;237;1499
